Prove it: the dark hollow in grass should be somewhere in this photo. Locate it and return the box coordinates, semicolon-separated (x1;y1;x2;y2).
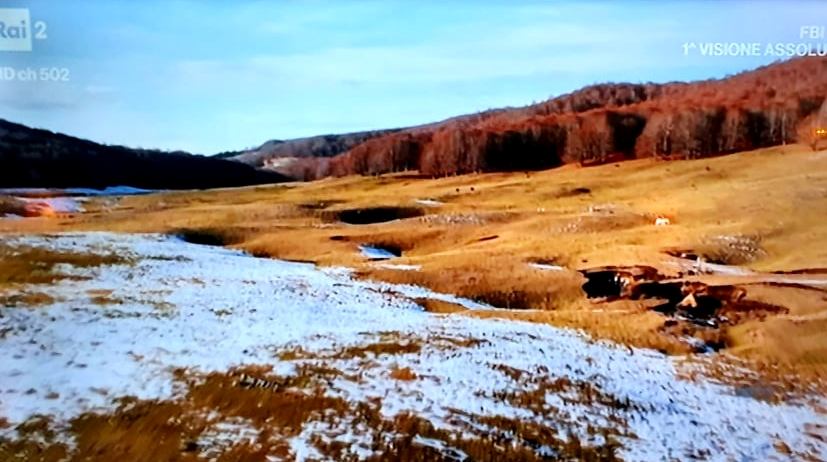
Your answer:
580;266;665;299
580;270;628;299
562;186;592;197
172;228;246;247
327;206;425;225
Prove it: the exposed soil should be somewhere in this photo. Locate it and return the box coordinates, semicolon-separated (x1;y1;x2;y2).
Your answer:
580;265;792;350
579;266;664;299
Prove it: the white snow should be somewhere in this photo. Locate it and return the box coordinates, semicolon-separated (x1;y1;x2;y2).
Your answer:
0;232;825;461
373;263;421;271
196;418;260;459
414;199;443;207
0;186;154;217
528;262;565;271
19;196;84;213
359;245;398;260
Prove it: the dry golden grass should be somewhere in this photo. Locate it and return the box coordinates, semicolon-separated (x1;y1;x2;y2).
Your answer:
0;291;56;308
0;364;631;461
0;244;129;296
388;366;417;381
413;297;467;314
89;294;124;306
2;144;827;377
468;301;693;355
333;339;422;359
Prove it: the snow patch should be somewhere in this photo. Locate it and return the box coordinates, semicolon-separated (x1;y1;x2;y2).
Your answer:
528;262;565;271
0;233;824;461
414;199;443;207
359;245;398;260
374;263;421;271
19;197;84;213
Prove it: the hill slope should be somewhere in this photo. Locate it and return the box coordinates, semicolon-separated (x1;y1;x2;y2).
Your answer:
0;120;289;189
227;128;403;170
282;57;827;179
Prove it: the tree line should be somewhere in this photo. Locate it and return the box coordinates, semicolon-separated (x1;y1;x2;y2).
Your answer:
280;57;827;180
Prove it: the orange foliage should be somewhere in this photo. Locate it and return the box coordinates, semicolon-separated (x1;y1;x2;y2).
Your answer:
308;57;827;178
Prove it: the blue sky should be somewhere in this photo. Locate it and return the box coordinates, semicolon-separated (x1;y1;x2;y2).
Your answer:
0;0;824;154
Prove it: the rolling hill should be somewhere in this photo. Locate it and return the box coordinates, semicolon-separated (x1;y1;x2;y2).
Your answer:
4;57;825;186
261;57;827;180
0;119;289;189
226;128;403;169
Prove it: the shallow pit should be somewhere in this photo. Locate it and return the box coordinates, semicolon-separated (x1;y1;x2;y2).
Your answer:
328;206;425;225
173;228;244;247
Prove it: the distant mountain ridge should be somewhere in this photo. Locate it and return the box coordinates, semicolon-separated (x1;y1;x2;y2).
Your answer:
5;57;825;187
0;119;288;189
225;128;403;169
251;57;827;180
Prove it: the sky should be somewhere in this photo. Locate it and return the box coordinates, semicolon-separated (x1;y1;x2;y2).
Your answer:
0;0;825;154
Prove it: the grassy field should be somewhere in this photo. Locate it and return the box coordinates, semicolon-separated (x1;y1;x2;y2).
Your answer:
2;144;827;381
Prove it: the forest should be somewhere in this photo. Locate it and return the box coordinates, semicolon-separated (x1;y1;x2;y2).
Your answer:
280;57;827;180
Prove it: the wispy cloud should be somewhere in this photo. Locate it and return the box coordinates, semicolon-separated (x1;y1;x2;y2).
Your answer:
173;18;681;90
2;0;813;153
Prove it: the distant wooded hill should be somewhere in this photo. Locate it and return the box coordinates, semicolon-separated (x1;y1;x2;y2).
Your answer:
238;57;826;180
0;119;288;189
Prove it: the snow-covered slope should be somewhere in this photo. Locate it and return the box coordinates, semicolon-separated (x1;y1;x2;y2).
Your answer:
1;233;825;460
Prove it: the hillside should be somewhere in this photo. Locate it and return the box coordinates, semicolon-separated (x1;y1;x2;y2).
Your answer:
280;57;827;179
5;143;827;382
0;119;289;189
227;128;403;172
